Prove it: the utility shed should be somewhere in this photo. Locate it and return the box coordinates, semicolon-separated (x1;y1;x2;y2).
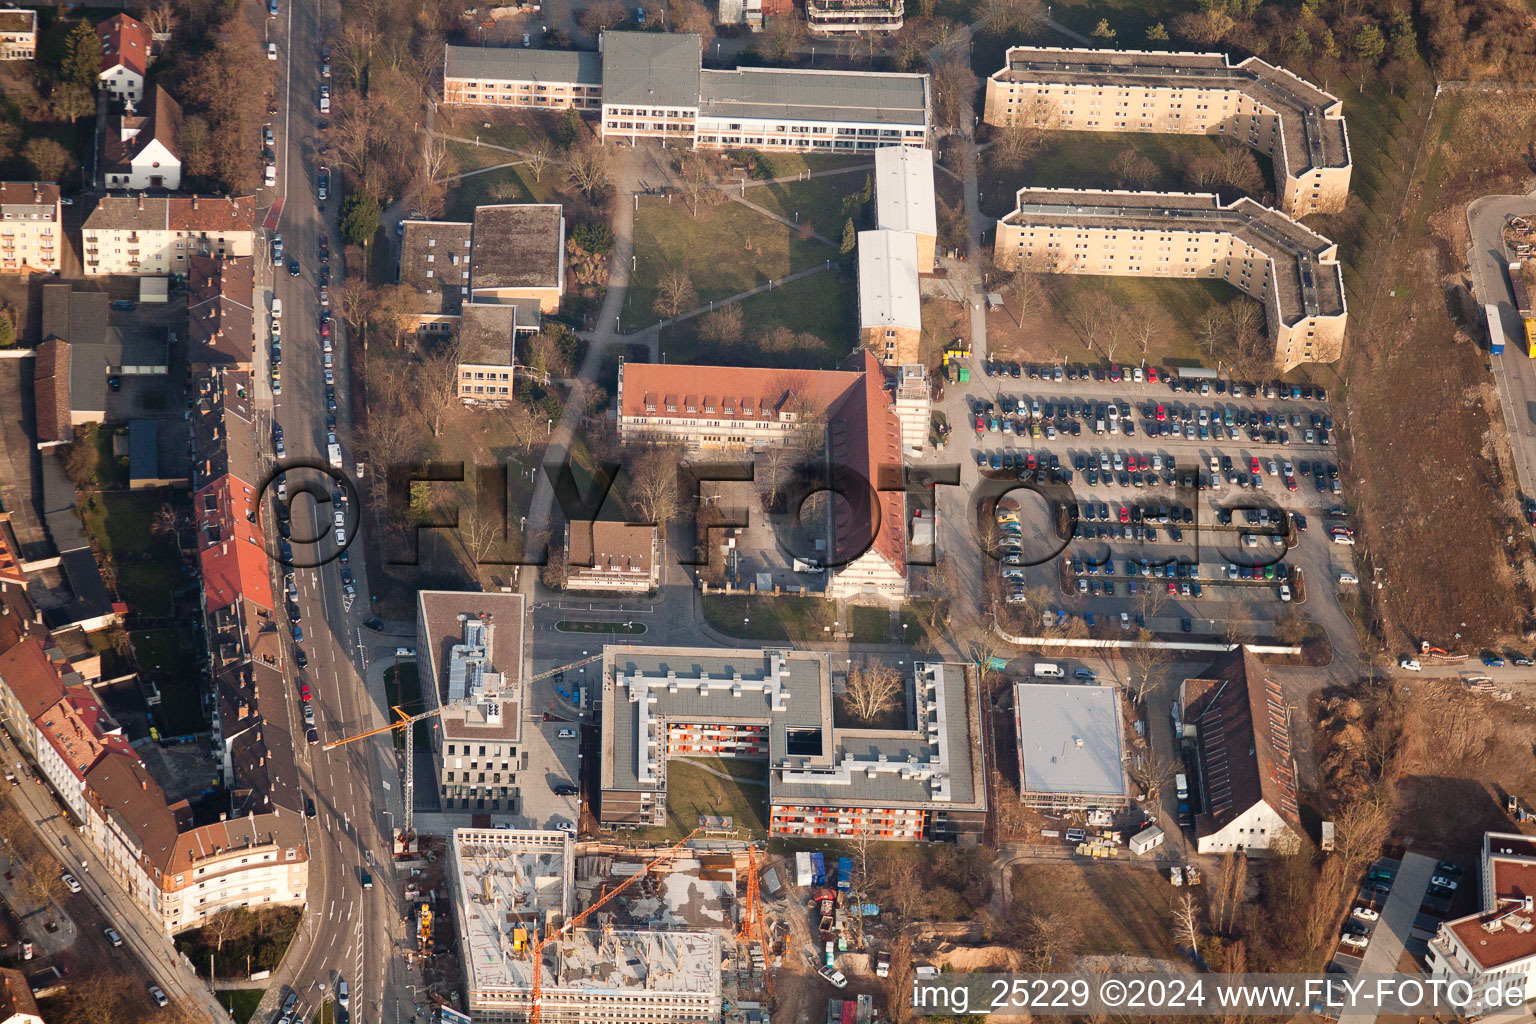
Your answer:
1013;681;1130;812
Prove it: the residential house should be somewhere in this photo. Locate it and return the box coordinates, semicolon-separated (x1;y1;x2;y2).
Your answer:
82;194;254;276
564;521;659;593
34;686;135;825
102;84;183;191
1180;647;1303;854
97;13;150;106
0;967;43;1024
34;284;170;433
0;182;62;274
0;10;36;61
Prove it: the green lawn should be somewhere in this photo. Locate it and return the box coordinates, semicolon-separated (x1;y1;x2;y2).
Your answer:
672;755;768;782
747;170;874;242
444;161;559;222
133;628;204;735
660;268;854;369
631;759;768;841
80;489;189;617
850;605;891;644
732;150;873;179
446;141;525;173
700;593;834;641
1033;274;1245;367
979;131;1275;220
217;989;266;1024
625;199;836;329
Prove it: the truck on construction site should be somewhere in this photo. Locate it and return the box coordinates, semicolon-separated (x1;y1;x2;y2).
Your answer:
1511;261;1533;318
1486;302;1507;356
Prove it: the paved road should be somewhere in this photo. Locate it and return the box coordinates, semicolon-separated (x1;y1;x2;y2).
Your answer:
1467;190;1536;504
252;0;411;1020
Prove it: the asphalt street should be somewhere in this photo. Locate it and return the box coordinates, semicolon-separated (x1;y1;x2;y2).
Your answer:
1468;189;1536;505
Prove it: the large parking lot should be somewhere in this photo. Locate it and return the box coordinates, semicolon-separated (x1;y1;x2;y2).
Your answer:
931;359;1359;638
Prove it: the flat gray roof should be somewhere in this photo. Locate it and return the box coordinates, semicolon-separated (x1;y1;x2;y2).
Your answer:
857;228;921;329
470;204;564;291
699;66;927;125
444;44;602;85
600;31;701;109
875;145;936;237
1014;682;1127;798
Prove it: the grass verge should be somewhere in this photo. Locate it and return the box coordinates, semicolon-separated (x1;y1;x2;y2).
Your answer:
218;989;266;1024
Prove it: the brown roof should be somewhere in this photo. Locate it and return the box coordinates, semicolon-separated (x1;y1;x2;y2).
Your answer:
470;204;564;291
417;590;525;741
83;195;254;234
0;182;58;218
36;688;134;781
1444;854;1536;970
0;967;40;1021
0;638;66;723
83;749;181;873
103;84;183;175
162;812;307;886
618;353;907;578
1183;648;1301;839
187;255;254;367
567;521;656;575
0;10;35;33
97;13;149;78
458;302;519;366
33;338;71;445
399;220;472;315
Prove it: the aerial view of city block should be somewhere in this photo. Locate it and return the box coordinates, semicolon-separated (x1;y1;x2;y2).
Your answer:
0;0;1533;1021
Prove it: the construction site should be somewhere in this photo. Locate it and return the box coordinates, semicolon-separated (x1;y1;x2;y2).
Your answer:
444;828;778;1024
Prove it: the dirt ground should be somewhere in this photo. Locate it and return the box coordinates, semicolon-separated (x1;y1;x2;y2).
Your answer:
1325;89;1536;651
1010;861;1186;961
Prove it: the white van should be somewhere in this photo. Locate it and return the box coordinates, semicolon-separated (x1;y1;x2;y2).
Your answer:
1175;773;1189;800
1032;663;1064;679
337;979;349;1007
271;298;282;319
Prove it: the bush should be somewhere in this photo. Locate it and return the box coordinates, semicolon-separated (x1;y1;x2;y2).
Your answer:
571;221;613;254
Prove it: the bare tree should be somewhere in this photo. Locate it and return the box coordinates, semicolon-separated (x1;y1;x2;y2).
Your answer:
1210;851;1248;937
498;398;542;454
932;54;979;132
653;267;697;320
202;909;255;953
629;447;686;529
842;662;902;723
678;150;715;217
423;136;454;183
455;478;508;568
1124;630;1168;703
524;138;554;183
698;304;744;347
1173;891;1202;957
882;932;917;1024
578;0;628;34
1110;148;1159;189
1331;797;1392;873
1127;748;1179;799
979;0;1043;34
1132;318;1160;354
992;95;1058;167
420;336;464;438
24;866;64;911
143;1;177;39
566;141;611;199
1020;907;1081;971
1196;306;1226;355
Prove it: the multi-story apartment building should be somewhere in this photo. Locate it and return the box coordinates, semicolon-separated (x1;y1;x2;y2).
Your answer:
443;45;603;110
96;14;150;106
563;521;659;593
983;46;1351;217
600;647;986;840
417;591;527;813
617;351;909;601
82;194;254;276
994;187;1347;370
806;0;903;34
442;32;931;153
35;686;136;825
0;182;61;274
187;255;255;370
1429;832;1536;1013
0;10;36;61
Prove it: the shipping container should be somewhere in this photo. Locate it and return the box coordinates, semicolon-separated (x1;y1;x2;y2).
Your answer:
841;1001;856;1024
795;851;813;887
810;852;826;887
1510;261;1532;318
1486;302;1506;356
827;1000;843;1024
836;856;852;891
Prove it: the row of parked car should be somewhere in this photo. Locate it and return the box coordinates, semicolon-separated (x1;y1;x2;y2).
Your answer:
981;362;1330;404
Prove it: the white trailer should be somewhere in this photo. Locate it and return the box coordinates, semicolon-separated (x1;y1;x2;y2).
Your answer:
1130;825;1165;856
795;851;813;887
